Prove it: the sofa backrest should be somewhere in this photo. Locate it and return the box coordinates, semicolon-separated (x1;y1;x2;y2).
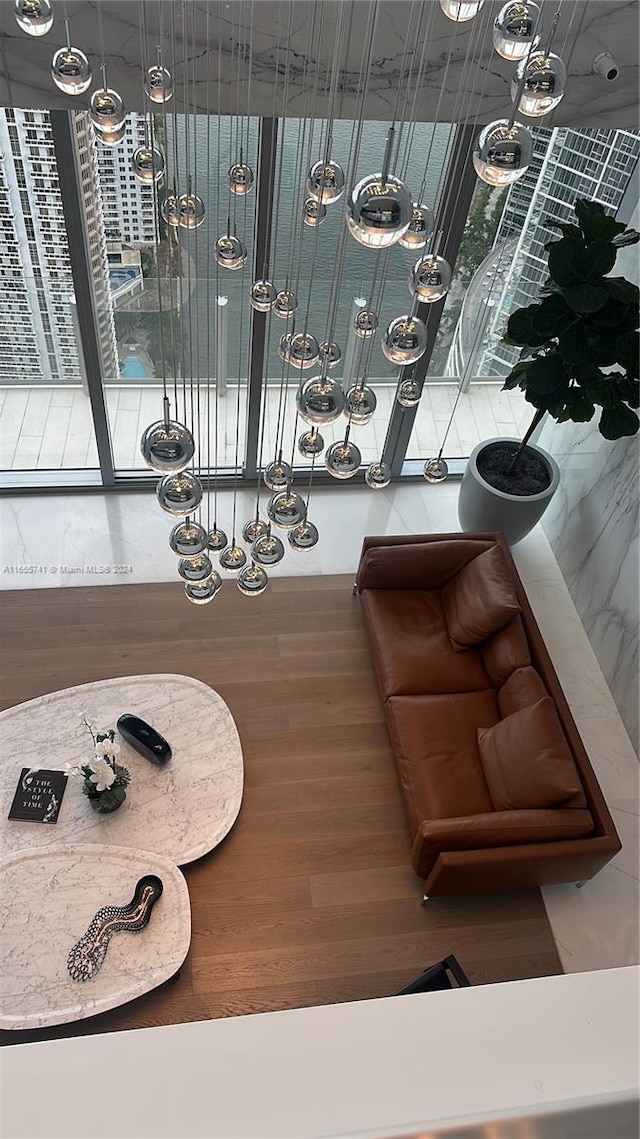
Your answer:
357;538;494;591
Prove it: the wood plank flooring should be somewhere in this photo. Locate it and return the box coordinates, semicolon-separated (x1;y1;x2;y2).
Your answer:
0;576;562;1045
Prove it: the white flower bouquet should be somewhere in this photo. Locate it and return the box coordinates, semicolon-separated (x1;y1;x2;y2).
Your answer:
66;717;131;813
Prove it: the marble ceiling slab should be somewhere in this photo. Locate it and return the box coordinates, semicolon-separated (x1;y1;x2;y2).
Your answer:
0;1;637;129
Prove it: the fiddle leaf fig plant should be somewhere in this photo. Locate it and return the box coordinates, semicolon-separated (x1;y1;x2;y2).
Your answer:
502;198;639;465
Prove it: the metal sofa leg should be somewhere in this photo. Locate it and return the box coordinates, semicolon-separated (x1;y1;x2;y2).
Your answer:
421;894;430;906
352;580;358;596
575;881;585;888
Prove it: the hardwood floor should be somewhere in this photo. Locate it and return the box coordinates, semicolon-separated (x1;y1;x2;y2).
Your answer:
0;575;562;1045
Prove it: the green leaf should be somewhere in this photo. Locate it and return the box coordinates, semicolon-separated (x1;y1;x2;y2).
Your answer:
502;361;530;390
574;199;617;241
506;305;548;346
589;298;637;331
583;372;620;409
558;324;591;367
584;238;617;278
548;238;582;287
599;402;640;439
113;784;127;803
545;221;583;241
616;331;639;378
524;354;568;394
605;277;640;306
562;282;609;313
531;294;575;338
583;212;626;243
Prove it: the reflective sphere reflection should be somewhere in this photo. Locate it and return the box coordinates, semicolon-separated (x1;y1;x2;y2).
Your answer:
346;172;412;248
267;490;307;530
278;332;293;363
252;531;285;566
354;309;378;338
94;123;126;147
398;203;435;250
296;374;346;425
178;553;214;582
263;459;293;491
242;518;269;544
365;461;392;489
319;340;341;368
229;162;254;195
161;194;181;226
325;439;362;479
288;520;319;551
439;0;485;20
207;527;228;552
214;234;247;270
303;197;327;227
396;377;422;408
237;562;269;596
409;255;452;302
132;145;165;183
184;573;222;604
15;0;54;36
178;193;205;229
493;1;541;59
382;314;428;364
90;88;125;133
140;418;195;473
272;288;298;319
156;471;203;516
512;52;567;117
307;160;345;204
423;457;449;483
219;543;248;572
344;385;377;425
250;279;276;312
51;46;92;95
169;519;208;558
144;64;173;103
473;119;533;185
298;428;325;457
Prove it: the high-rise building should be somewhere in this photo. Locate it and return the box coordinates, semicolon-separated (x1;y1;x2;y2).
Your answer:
0;108;119;384
96;115;158;247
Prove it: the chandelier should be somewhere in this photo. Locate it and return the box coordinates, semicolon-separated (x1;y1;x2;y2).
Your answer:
15;0;569;602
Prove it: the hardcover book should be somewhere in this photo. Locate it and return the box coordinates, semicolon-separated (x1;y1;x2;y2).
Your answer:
8;768;68;824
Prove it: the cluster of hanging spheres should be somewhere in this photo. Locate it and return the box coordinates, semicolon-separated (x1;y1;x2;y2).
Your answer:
15;0;568;600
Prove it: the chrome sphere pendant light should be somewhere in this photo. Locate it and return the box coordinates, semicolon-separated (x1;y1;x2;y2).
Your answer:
178;553;214;582
307;159;345;204
473;118;533;184
15;0;54;36
214;232;247;270
52;19;92;95
156;471;203;517
512;51;567;116
354;309;378;339
207;527;228;552
242;518;269;544
228;157;254;196
382;312;428;365
396;376;422;408
178;185;206;229
133;143;165;183
409;246;452;303
439;0;485;21
347;126;412;248
267;490;307;530
493;2;542;60
365;461;392;489
140;397;195;473
325;437;362;480
184;573;222;605
145;49;173;103
296;372;346;426
94;123;126;147
288;520;319;552
319;340;341;368
90;70;125;133
298;428;325;457
169;519;208;559
288;331;320;370
278;332;293;363
272;287;298;319
423;457;449;483
161;192;181;227
344;384;377;425
263;458;293;491
250;279;277;312
303;198;327;227
398;202;435;250
252;529;285;566
237;561;269;596
219;543;248;573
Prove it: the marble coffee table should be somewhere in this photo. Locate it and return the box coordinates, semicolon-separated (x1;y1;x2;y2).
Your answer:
0;844;191;1030
0;674;244;866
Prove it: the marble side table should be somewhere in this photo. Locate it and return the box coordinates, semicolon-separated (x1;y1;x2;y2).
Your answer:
0;674;244;865
0;844;191;1030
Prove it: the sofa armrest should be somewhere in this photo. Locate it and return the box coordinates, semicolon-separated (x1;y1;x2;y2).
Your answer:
356;536;495;592
412;809;594;879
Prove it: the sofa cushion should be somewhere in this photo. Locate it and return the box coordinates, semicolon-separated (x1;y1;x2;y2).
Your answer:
386;691;498;829
361;589;492;698
358;539;494;591
499;665;548;717
478;697;586;811
481;616;531;687
441;545;521;651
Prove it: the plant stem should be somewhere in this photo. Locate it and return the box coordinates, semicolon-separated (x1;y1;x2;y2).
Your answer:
509;408;546;473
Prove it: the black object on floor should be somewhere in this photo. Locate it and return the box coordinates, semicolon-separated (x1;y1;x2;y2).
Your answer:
117;714;172;765
393;954;471;995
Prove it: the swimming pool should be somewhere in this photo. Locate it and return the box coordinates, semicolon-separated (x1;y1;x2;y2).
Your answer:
121;355;147;379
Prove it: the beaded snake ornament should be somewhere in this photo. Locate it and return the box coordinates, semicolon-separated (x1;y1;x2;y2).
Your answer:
67;875;163;981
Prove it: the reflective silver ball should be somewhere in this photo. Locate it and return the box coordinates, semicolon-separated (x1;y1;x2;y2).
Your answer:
298;428;325;457
288;520;319;552
398;203;435;250
228;162;254;195
242;518;269;544
493;2;542;60
140;418;195;473
512;51;567;117
94;123;126;147
319;340;341;368
156;471;203;516
144;64;173;103
354;309;378;338
169;519;208;558
132;145;165;183
214;234;247;270
51;46;92;95
409;255;452;302
252;532;285;566
278;332;293;363
325;439;362;480
15;0;53;36
263;459;293;491
237;562;269;596
207;527;228;552
178;193;205;229
396;377;422;408
382;314;428;364
267;491;307;530
303;197;327;227
365;461;392;489
288;331;320;369
307;160;345;204
439;0;485;20
219;543;248;573
296;374;346;425
161;194;181;227
272;288;298;319
184;573;222;604
423;457;449;483
473;119;533;185
178;553;214;582
344;385;377;425
346;172;412;248
90;88;125;133
250;279;276;312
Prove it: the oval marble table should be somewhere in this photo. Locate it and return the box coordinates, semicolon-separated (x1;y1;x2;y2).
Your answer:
0;674;244;866
0;845;191;1030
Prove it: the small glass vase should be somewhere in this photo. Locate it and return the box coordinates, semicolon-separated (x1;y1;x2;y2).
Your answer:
88;789;126;814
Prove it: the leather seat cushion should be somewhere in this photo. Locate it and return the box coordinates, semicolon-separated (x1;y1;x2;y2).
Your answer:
386;691;498;829
361;589;492;698
441;544;522;650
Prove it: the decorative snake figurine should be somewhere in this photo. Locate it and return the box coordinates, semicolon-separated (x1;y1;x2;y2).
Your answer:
67;875;163;982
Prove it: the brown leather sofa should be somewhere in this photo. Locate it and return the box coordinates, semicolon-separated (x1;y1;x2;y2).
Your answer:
355;532;621;899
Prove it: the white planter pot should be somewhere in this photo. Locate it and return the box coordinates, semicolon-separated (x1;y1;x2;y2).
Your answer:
458;437;560;546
